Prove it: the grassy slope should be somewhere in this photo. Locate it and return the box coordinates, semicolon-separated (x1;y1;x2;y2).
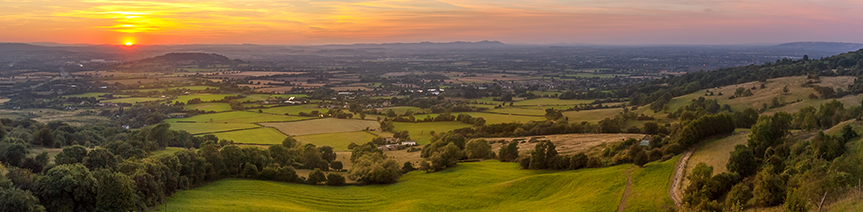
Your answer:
259;118;379;136
210;128;287;145
159;159;678;212
169;123;261;134
174;94;238;104
184;103;233;112
260;105;325;115
563;108;623;123
102;97;164;104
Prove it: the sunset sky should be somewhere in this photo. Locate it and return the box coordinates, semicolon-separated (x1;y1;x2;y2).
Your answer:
1;0;862;45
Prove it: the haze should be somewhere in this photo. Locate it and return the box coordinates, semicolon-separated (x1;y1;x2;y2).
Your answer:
2;0;863;45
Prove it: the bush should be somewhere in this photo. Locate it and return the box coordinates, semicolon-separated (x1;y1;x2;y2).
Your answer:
307;169;326;185
633;151;648;167
784;189;809;212
725;183;752;208
325;173;346;186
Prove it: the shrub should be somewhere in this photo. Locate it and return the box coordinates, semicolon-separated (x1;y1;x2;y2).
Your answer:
325;173;346;186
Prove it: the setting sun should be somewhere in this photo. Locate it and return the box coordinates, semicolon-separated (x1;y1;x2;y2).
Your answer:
125;42;133;46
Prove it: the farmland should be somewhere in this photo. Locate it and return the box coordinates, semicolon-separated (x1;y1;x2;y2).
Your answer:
409;112;545;124
184;103;232;112
166;111;313;124
169;122;261;134
487;133;646;156
260;118;379;136
260;105;326;115
210;128;287;145
393;121;473;144
294;131;379;151
102;97;165;104
173;94;238;104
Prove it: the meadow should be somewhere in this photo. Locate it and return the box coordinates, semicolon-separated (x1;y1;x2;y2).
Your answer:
156;159;678;212
165;111;312;124
210;128;287;145
409;112;545;124
563;108;624;123
486;107;547;116
174;94;238;104
393;122;473;144
511;98;595;107
168;123;261;134
125;86;218;92
260;105;326;115
260;118;379;136
294;131;378;151
184;103;232;112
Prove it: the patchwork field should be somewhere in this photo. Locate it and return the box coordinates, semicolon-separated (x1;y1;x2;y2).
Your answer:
210;128;287;145
564;108;624;123
409;112;545;124
294;131;378;151
184;103;233;112
512;98;594;107
487;133;646;155
166;111;313;124
393;121;473;144
260;118;379;136
261;105;325;115
157;158;678;212
174;94;238;104
169;123;261;134
126;86;218;92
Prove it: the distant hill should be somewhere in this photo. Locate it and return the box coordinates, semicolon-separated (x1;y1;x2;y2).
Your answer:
323;40;507;49
0;43;56;52
131;53;239;64
773;42;863;53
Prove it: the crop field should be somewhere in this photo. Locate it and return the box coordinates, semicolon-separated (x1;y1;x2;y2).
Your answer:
260;105;325;115
157;158;678;212
410;112;544;124
166;111;312;124
487;107;547;116
174;94;237;104
487;133;646;155
102;97;165;104
210;128;287;145
563;108;624;123
260;118;379;136
294;131;378;151
184;103;233;112
169;123;261;134
393;122;472;144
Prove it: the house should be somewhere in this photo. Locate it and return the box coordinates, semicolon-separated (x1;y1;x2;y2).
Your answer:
639;135;651;146
401;141;417;146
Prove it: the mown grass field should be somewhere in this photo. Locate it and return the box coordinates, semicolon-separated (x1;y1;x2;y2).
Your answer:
169;123;261;134
260;118;379;136
260;105;325;115
166;111;313;124
294;131;378;151
174;94;237;104
184;103;233;112
210;128;287;145
157;158;678;212
102;97;165;104
393;122;472;144
563;108;624;123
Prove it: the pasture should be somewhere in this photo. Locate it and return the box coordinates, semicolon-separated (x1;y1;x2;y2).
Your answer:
157;159;678;212
393;122;473;144
210;128;287;145
126;86;217;92
174;94;237;104
184;103;232;112
261;105;325;115
166;111;312;124
678;129;750;199
512;98;594;107
102;97;164;104
260;118;379;136
169;123;261;134
294;131;378;151
563;108;624;123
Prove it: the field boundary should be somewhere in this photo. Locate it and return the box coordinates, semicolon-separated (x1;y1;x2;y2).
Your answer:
475;111;545;117
191;126;264;135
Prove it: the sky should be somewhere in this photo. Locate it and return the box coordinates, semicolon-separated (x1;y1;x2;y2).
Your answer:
1;0;862;45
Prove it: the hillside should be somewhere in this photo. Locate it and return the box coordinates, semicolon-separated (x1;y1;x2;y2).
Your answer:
130;52;238;65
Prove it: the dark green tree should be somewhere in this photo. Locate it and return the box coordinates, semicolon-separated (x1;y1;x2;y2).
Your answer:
54;145;88;165
727;145;757;178
94;171;135;212
83;148;117;170
326;173;346;186
465;139;492;159
33;127;54;147
498;141;519;162
307;169;326;185
0;187;45;212
32;164;98;212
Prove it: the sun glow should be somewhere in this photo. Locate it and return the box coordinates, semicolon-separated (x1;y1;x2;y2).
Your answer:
125;42;133;46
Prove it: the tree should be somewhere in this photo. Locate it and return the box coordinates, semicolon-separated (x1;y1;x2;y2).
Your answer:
1;144;28;167
33;127;54;147
32;164;98;212
348;154;401;184
643;122;659;135
94;171;135;212
281;136;300;148
752;166;785;207
0;187;45;212
544;108;563;120
784;189;809;212
54;145;88;165
301;144;324;169
318;146;337;162
748;113;792;158
569;153;589;169
0;121;6;141
725;183;753;208
633;151;648;167
229;100;244;110
429;143;462;171
465;139;492;159
330;161;343;171
307;169;326;185
326;173;346;186
401;161;415;173
498;141;519;162
83;148;117;170
727;145;757;178
268;144;294;167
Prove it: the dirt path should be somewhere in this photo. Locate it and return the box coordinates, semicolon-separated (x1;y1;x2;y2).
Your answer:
669;148;695;207
617;167;635;212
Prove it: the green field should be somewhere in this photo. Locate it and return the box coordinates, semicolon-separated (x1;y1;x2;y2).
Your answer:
261;105;325;115
102;97;165;104
151;147;187;157
393;121;472;144
383;106;428;115
63;92;111;100
174;94;238;104
166;111;313;124
184;103;233;112
564;73;630;78
260;118;379;136
512;98;594;107
294;131;378;151
158;158;678;212
563;108;624;123
410;112;544;125
169;123;261;134
126;86;218;92
210;128;287;145
487;107;547;116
